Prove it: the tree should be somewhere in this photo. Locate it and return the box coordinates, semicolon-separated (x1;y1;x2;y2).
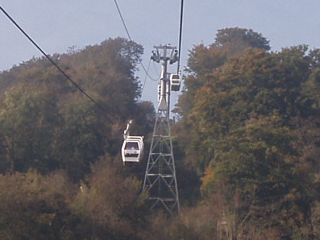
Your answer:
176;32;320;238
0;83;61;173
0;37;149;180
177;28;271;137
214;27;270;51
60;37;144;116
202;116;314;239
0;170;76;240
186;46;315;171
71;158;149;240
55;94;110;182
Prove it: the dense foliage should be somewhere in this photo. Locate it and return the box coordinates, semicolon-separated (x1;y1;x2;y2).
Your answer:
173;28;320;239
2;28;320;239
0;37;154;239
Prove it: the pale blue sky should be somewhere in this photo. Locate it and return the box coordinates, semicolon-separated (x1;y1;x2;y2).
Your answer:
1;0;320;105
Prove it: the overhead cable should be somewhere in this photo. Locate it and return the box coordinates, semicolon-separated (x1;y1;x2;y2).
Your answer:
0;5;109;114
177;0;184;73
112;0;158;82
140;58;151;98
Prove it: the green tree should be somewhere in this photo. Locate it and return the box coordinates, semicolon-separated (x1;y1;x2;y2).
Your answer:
202;116;314;239
0;170;76;240
55;94;110;182
60;37;144;117
176;28;272;172
175;31;320;239
0;83;61;173
187;46;315;170
0;37;149;179
71;158;148;240
214;27;270;51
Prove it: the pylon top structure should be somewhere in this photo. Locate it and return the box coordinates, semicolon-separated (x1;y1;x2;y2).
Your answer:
151;45;178;112
143;45;180;214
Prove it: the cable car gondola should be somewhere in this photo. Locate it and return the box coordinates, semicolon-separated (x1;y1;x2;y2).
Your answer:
170;73;181;91
121;120;144;165
121;136;144;164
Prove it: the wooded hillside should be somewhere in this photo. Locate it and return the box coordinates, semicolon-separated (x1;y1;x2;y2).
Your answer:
173;28;320;240
1;29;320;239
0;37;154;239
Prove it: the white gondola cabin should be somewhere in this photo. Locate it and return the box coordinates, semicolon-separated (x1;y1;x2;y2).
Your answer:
170;73;181;91
121;136;144;164
121;120;144;165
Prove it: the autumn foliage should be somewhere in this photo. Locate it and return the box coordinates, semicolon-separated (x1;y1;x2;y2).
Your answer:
1;29;320;239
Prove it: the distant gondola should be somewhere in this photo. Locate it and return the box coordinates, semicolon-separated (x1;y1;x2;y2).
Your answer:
170;73;181;91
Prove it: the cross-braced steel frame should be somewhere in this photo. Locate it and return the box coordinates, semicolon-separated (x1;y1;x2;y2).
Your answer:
143;45;180;215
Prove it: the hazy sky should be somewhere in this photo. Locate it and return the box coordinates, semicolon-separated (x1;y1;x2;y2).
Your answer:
1;0;320;105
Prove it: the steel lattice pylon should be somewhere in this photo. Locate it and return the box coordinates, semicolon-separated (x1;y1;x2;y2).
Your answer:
143;109;179;214
142;45;180;214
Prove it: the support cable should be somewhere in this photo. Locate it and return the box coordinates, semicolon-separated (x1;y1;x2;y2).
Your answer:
113;0;158;82
0;5;109;114
140;58;151;98
113;0;132;40
177;0;184;73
